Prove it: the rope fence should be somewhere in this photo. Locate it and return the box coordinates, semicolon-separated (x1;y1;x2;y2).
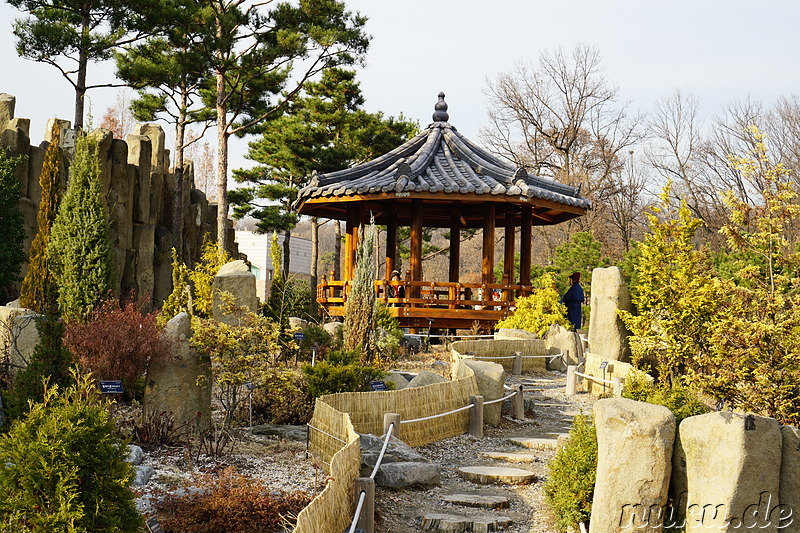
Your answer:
343;384;526;533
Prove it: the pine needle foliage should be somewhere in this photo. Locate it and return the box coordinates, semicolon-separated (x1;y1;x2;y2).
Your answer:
20;122;64;314
47;134;114;322
0;149;26;304
0;371;144;532
343;223;377;362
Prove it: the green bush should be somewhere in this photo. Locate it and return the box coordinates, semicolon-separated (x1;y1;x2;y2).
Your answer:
622;371;708;423
302;350;385;397
0;372;143;532
249;368;315;425
544;414;597;533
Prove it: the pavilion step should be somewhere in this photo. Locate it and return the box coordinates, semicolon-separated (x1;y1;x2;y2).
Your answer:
456;466;536;485
507;437;559;450
442;493;510;509
421;512;513;532
481;450;540;463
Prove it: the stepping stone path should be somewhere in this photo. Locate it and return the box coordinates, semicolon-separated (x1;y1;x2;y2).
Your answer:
480;450;540;463
421;513;513;532
441;494;510;509
456;466;537;485
507;437;559;450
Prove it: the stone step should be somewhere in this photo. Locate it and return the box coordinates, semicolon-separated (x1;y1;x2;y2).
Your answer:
421;513;513;531
456;466;537;485
481;450;540;463
442;493;510;509
507;437;559;450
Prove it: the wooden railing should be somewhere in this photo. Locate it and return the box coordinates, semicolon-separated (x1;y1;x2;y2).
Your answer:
316;273;535;328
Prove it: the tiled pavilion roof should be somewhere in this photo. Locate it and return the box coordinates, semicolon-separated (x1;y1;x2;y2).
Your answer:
296;93;592;213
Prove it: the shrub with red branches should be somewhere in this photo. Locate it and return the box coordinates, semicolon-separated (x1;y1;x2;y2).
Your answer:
64;299;169;399
155;467;311;532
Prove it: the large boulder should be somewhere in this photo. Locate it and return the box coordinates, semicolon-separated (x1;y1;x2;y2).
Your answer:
212;260;258;324
451;358;505;426
322;321;342;338
544;324;583;371
672;412;782;532
360;434;440;488
588;266;632;362
780;425;800;532
144;312;212;433
0;305;42;378
494;328;538;340
384;372;410;390
406;370;448;388
590;398;675;533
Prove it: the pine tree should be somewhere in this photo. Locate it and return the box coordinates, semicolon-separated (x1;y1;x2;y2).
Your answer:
0;150;26;304
19;122;64;314
47;134;115;322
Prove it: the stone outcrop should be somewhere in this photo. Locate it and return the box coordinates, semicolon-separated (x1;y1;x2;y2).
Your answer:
143;312;212;433
672;412;781;532
451;358;505;426
494;328;538;340
0;94;235;308
544;324;583;371
406;370;449;388
590;398;675;533
212;260;258;323
360;434;440;488
588;266;632;362
0;304;42;377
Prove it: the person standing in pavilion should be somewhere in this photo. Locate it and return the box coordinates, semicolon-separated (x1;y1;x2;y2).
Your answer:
561;272;585;330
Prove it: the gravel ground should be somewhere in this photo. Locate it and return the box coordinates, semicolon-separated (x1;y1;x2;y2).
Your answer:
130;365;596;532
373;371;595;533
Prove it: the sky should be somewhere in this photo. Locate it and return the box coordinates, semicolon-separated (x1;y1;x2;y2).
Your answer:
0;0;798;173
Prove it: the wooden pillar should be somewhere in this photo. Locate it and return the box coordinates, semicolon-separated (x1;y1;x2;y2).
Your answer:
410;199;423;298
449;211;460;283
344;204;362;282
482;203;496;286
520;205;533;289
385;208;398;281
503;206;516;301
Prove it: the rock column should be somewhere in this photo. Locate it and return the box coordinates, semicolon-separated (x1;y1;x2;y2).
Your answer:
590;398;676;533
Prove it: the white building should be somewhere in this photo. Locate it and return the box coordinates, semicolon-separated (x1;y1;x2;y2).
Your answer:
235;231;312;301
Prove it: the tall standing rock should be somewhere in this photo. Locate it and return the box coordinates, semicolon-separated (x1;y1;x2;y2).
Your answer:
673;412;782;532
545;323;583;370
212;260;258;324
144;312;211;433
588;266;632;362
451;358;505;426
590;398;675;533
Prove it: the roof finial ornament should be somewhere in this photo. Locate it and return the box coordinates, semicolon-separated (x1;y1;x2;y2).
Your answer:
432;91;449;122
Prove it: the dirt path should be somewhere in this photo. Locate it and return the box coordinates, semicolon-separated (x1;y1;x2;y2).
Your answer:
373;371;595;533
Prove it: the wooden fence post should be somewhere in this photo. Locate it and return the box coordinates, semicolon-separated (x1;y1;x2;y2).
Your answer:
513;385;525;420
384;413;401;441
513;351;523;375
353;477;375;533
468;395;484;438
566;365;577;395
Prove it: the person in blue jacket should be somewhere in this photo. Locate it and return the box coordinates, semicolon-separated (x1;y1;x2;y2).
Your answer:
561;272;585;330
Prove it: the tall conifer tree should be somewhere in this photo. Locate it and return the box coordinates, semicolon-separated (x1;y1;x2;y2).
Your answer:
48;134;114;322
20;122;64;314
0;150;26;304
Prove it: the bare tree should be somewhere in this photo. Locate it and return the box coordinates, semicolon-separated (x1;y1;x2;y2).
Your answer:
99;90;136;139
607;151;649;253
482;44;642;251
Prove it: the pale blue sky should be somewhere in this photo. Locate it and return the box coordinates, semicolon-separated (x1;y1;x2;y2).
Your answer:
0;0;797;170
